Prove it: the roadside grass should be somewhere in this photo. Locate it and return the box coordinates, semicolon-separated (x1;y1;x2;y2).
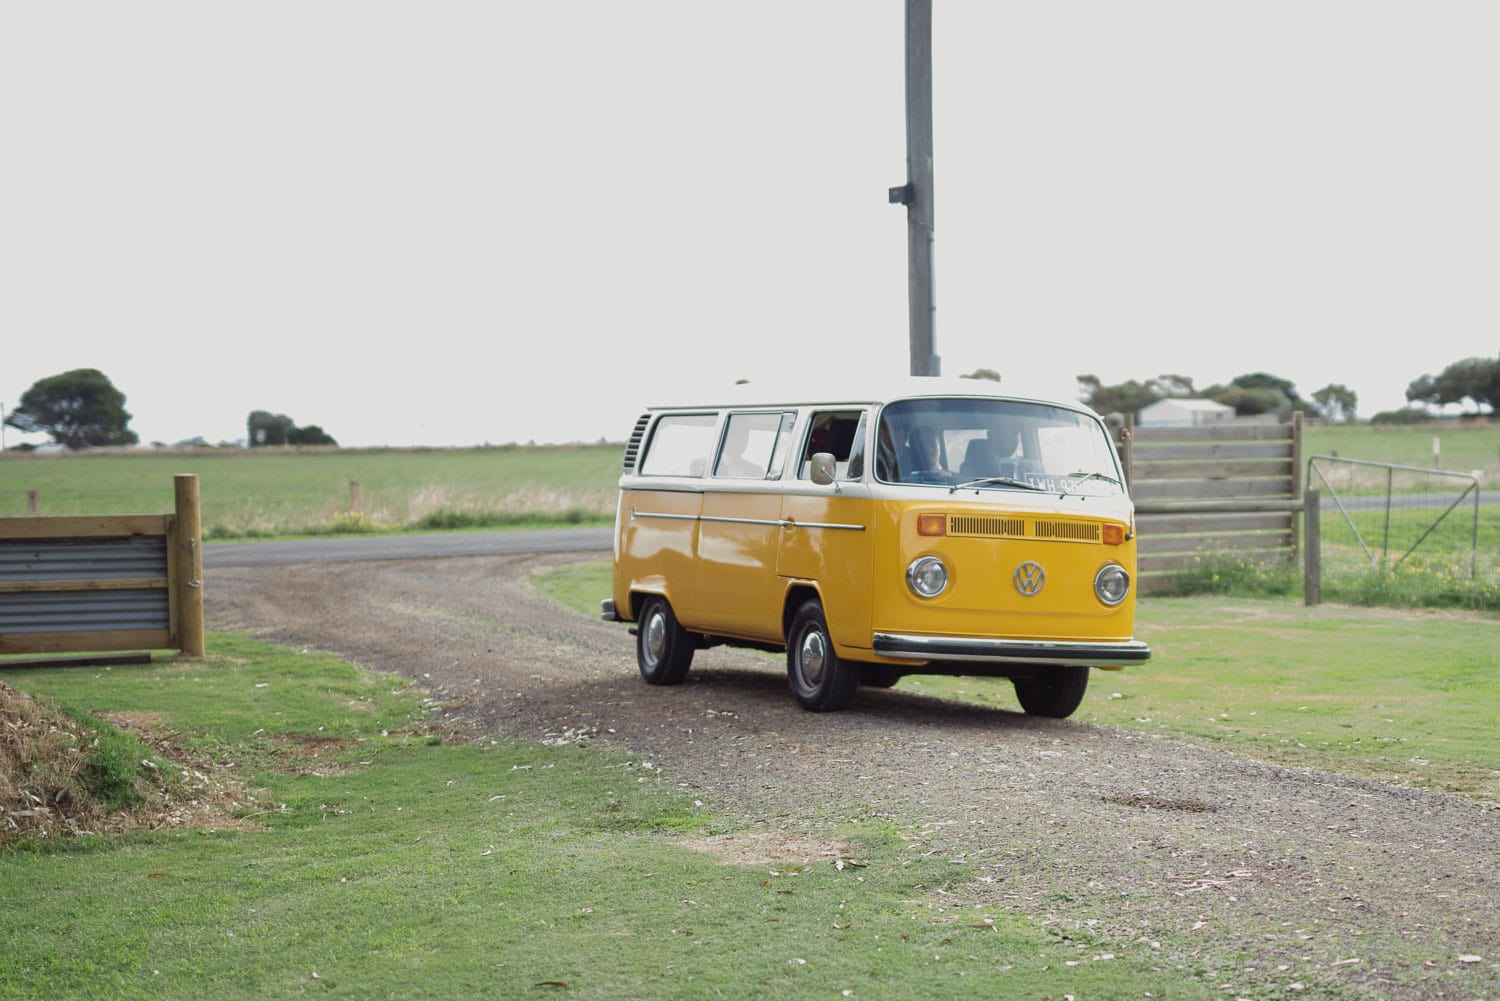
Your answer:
0;445;620;538
1;638;1225;1001
538;561;1500;802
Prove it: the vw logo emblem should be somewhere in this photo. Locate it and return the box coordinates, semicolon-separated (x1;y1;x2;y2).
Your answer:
1013;561;1045;596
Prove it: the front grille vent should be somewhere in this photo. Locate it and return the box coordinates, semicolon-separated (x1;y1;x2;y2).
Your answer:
949;515;1025;539
1033;520;1101;543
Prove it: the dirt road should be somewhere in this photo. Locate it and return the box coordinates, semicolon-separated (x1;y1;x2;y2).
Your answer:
207;552;1496;999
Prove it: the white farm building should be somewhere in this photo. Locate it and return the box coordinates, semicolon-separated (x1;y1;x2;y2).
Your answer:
1138;398;1235;427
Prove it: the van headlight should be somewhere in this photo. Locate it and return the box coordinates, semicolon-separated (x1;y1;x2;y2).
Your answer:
1095;564;1130;606
906;556;949;598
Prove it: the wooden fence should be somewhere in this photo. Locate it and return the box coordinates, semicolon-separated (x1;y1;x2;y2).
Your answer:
1119;414;1304;594
0;474;204;659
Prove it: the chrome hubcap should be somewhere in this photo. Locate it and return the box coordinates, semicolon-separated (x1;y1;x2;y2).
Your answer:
799;628;826;685
645;611;666;664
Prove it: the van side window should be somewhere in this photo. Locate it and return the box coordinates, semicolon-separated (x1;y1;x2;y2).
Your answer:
714;411;787;479
638;413;717;477
799;410;864;480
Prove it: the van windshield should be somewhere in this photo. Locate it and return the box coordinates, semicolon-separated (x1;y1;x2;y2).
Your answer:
875;398;1124;496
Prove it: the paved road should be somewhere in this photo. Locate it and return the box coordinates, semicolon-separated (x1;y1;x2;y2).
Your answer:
204;526;613;568
1318;489;1499;511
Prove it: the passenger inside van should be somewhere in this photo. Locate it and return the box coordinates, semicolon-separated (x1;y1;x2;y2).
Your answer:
959;424;1022;479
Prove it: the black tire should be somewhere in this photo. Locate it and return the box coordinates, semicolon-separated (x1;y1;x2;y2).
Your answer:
786;599;858;711
859;666;903;689
1013;665;1089;718
636;596;693;685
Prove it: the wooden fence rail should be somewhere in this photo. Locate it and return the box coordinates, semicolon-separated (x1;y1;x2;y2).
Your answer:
0;474;203;659
1119;414;1304;594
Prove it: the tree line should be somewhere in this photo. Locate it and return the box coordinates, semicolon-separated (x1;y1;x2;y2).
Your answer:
1069;353;1499;424
6;357;1496;450
3;368;336;450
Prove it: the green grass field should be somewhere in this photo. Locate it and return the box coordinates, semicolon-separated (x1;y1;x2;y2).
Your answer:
1304;420;1500;478
0;445;622;537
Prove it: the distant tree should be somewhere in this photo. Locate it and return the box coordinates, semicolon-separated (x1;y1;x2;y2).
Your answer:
1405;354;1499;413
1200;372;1303;419
1077;373;1195;415
1310;383;1358;423
247;410;294;446
1213;385;1290;417
4;368;138;448
288;424;337;446
1226;372;1304;408
1150;373;1198;398
247;411;337;447
960;368;1002;382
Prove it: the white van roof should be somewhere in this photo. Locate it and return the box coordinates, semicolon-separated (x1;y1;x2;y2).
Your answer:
644;376;1100;417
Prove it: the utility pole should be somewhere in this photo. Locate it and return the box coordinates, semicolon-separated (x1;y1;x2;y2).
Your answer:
889;0;937;376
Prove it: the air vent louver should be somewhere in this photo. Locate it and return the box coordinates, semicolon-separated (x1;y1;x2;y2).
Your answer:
621;414;651;471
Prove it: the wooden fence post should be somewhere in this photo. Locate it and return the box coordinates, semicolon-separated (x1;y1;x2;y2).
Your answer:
174;474;205;656
350;480;362;513
1303;487;1321;607
27;490;38;516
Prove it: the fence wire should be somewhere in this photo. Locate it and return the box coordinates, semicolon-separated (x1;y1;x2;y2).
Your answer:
1308;456;1481;580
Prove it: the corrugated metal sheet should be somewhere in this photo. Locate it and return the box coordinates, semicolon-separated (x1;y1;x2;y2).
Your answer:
0;589;169;633
0;536;169;635
0;535;167;581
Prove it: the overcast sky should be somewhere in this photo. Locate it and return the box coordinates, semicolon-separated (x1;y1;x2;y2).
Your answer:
3;2;1496;448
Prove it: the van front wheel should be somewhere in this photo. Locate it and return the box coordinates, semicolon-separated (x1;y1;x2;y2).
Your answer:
637;596;693;685
1013;666;1089;718
787;600;858;711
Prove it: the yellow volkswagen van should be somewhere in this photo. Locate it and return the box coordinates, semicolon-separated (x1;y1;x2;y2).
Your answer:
601;378;1149;716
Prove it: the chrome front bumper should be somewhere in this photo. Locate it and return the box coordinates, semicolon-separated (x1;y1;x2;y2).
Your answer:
872;632;1151;668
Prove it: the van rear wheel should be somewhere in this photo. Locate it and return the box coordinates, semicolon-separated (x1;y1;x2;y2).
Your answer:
1013;666;1089;718
637;596;693;685
787;599;858;711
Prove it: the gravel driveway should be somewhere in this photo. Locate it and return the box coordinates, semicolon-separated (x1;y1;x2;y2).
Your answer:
206;551;1497;1000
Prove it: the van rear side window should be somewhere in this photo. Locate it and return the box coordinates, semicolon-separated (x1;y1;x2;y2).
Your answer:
639;413;716;477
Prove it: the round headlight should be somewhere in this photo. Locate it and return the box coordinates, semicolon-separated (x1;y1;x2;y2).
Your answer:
906;556;949;598
1095;564;1130;606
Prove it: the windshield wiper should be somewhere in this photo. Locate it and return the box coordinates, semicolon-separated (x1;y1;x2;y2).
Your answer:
1054;470;1123;499
1062;471;1122;488
950;476;1046;493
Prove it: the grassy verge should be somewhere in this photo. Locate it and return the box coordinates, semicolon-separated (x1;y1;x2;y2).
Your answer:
1151;507;1500;612
538;561;1500;801
2;636;1230;1001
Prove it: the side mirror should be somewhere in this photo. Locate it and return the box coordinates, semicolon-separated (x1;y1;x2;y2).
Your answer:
810;452;838;486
